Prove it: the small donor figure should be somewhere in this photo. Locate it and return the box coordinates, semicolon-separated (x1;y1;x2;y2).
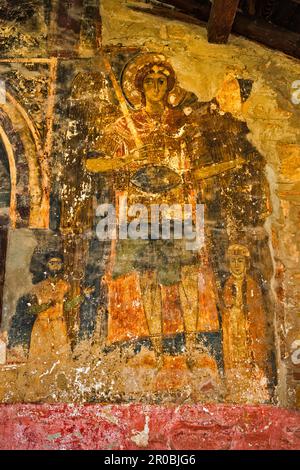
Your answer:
28;253;71;364
222;244;269;403
28;252;93;364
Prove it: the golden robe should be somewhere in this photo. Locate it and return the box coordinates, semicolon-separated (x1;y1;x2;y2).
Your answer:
222;275;269;402
96;107;219;345
28;278;71;363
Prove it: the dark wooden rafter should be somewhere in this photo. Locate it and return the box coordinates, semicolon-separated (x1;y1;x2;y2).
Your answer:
129;1;300;59
207;0;240;44
232;13;300;59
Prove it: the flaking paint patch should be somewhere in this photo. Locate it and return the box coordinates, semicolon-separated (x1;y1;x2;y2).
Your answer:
47;432;61;441
131;415;150;447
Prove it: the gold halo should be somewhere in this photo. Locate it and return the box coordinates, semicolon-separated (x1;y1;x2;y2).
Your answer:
228;244;250;258
121;52;186;109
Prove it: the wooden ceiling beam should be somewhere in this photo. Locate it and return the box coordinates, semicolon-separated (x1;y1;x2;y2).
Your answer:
207;0;240;44
129;1;300;59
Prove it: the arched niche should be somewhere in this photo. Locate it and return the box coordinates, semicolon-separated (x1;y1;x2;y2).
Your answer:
0;90;49;229
0;90;50;326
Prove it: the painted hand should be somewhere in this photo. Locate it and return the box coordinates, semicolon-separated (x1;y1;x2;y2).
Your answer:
83;286;95;297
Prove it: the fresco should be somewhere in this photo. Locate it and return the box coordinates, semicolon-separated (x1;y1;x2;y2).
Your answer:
0;47;279;404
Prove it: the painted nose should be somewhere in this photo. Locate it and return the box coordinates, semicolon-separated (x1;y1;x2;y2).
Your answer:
233;260;239;269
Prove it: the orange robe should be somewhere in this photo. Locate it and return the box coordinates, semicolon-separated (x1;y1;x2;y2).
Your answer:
101;108;219;344
28;278;71;363
222;275;269;401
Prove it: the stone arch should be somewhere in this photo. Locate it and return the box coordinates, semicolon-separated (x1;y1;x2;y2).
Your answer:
0;91;50;326
0;110;30;228
0;89;49;229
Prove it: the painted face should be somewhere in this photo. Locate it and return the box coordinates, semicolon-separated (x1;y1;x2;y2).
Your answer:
142;72;168;103
229;255;247;277
47;257;63;275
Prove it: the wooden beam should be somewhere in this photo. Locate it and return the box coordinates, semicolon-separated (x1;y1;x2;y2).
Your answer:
129;2;300;59
129;4;208;28
207;0;240;44
233;14;300;58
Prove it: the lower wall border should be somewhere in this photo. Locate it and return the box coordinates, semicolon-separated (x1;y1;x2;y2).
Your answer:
0;404;299;450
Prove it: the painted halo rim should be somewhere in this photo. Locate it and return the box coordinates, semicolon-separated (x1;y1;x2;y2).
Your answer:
121;52;186;109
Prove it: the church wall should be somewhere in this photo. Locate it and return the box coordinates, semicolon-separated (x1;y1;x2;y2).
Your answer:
0;0;299;449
